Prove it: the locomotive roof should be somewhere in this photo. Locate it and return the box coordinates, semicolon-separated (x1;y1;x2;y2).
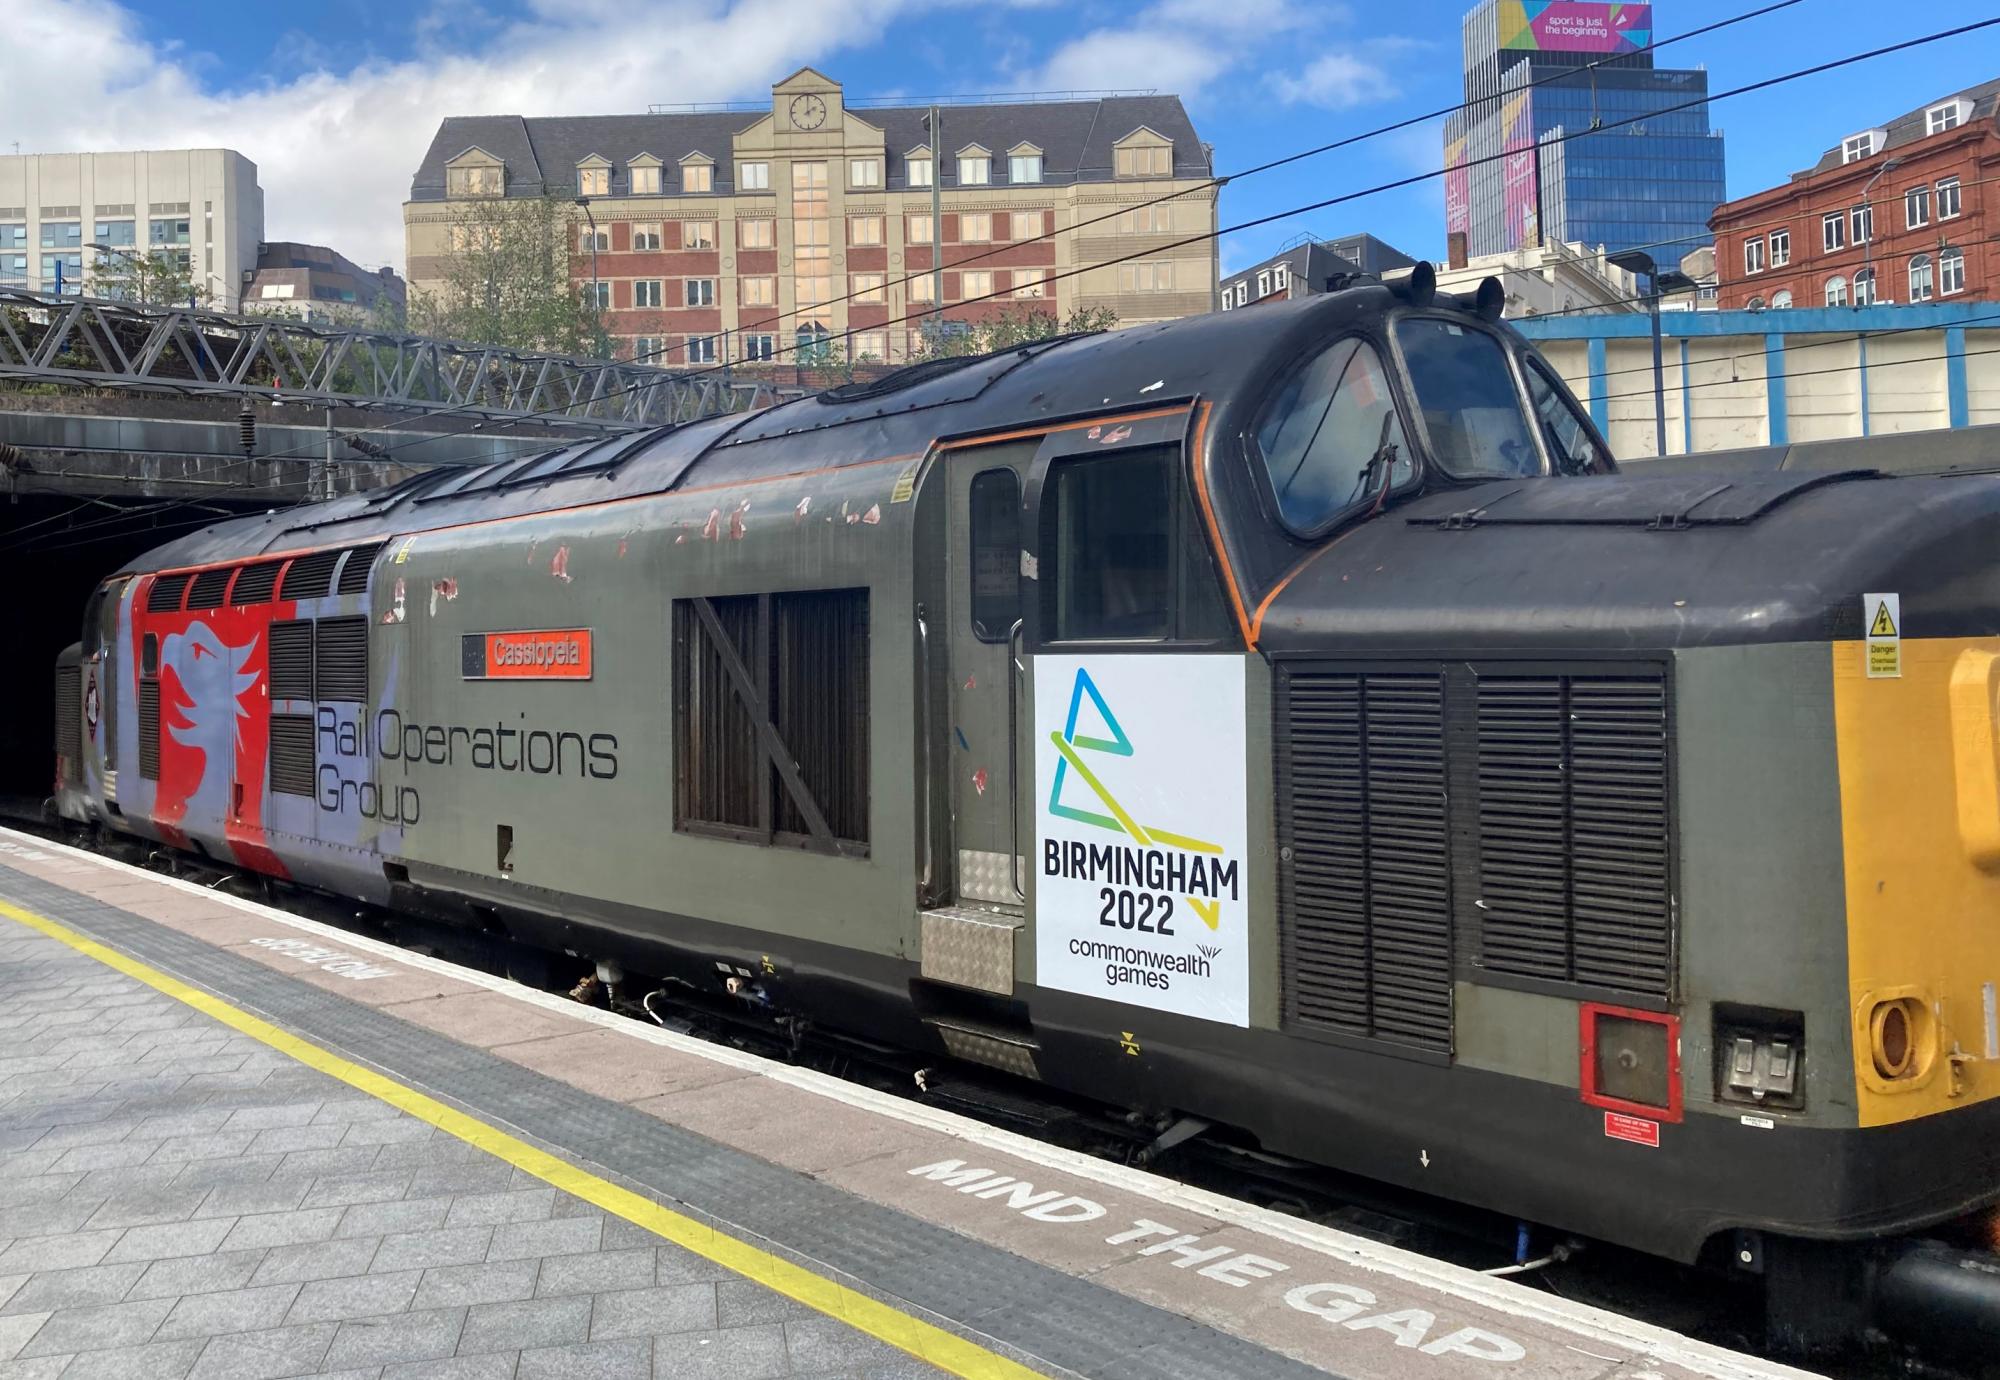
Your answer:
120;286;1423;575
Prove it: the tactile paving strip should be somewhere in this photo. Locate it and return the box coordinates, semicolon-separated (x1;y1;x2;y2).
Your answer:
0;861;1341;1380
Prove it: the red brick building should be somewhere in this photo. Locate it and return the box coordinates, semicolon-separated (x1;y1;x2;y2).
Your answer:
1710;78;1999;310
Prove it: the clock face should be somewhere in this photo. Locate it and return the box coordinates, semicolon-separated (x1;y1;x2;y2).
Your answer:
789;94;827;130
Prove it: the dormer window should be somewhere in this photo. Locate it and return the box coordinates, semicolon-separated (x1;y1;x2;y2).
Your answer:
1927;99;1972;135
907;152;933;187
681;157;714;194
957;147;990;186
629;157;662;196
1009;144;1043;184
1113;130;1173;178
445;149;505;199
577;157;611;197
1840;130;1883;164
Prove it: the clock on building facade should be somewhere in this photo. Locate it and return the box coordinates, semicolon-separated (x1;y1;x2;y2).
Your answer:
789;94;828;130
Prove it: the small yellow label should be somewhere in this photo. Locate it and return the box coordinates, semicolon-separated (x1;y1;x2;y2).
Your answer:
889;466;918;504
1865;592;1901;679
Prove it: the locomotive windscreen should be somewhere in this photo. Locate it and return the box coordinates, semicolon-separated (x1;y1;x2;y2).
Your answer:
1395;318;1541;479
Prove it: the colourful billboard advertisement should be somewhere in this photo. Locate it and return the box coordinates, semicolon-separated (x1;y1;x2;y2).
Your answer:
1500;90;1540;250
1498;1;1651;53
1444;133;1470;239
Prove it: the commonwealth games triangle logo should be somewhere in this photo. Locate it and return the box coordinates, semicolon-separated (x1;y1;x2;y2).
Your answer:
1046;668;1226;929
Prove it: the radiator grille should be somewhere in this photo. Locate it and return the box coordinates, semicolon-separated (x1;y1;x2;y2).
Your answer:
1474;671;1672;997
186;566;233;611
280;549;340;601
774;588;870;844
54;666;81;781
269;621;315;700
232;561;282;605
146;572;192;612
269;714;316;796
138;680;161;780
336;542;384;596
314;617;369;702
1277;668;1453;1053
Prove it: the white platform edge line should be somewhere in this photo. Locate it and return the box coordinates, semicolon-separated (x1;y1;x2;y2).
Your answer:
0;826;1816;1380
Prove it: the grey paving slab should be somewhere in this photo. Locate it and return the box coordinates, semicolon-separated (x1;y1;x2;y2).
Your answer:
16;1295;175;1357
101;1215;238;1264
456;1294;590;1353
517;1336;654;1380
0;1261;147;1314
409;1260;538;1312
126;1250;269;1302
285;1272;424;1326
588;1284;717;1341
369;1228;493;1275
154;1283;305;1342
184;1321;338;1380
246;1237;383;1287
320;1308;466;1370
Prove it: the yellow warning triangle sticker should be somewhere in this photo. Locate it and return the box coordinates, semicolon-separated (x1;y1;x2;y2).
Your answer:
1870;601;1898;637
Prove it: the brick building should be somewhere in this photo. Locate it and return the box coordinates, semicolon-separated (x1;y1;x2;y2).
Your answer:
403;69;1216;365
1711;78;1999;310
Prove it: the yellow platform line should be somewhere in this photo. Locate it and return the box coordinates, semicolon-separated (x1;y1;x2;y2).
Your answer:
0;899;1042;1380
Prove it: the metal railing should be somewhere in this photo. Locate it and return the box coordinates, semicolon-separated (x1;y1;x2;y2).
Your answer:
0;287;771;430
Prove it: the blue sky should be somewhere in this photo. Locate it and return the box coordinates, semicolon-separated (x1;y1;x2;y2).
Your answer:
7;0;1998;277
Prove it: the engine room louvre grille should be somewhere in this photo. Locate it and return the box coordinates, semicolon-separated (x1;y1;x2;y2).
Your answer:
137;681;161;780
773;588;870;845
336;542;385;596
279;549;340;601
54;666;81;779
268;620;315;701
269;714;316;796
146;572;192;612
674;595;763;834
314;617;369;703
1276;666;1452;1053
1474;668;1672;998
231;561;282;605
186;566;233;611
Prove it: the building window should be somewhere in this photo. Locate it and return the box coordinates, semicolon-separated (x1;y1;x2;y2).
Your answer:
959;212;991;243
686;335;718;364
1272;264;1290;294
851;330;889;361
1256;270;1271;296
961;270;993;300
40;221;81;249
742;276;776;306
1903;186;1930;229
1840;132;1878;164
578;165;610;197
672;589;871;853
1234;282;1248;306
583;281;612;310
628;224;659;251
1824;275;1848;307
1850;203;1872;244
907;213;933;244
1822;212;1845;252
742;334;776;362
848;159;880;188
685;278;716;307
1746;296;1766;311
796;274;830;314
1114;145;1173;178
683;220;716;250
1118;262;1174;292
910;274;935;304
1010;152;1043;184
447;165;503;197
0;224;24;251
1012;268;1046;299
1770;290;1793;308
93;219;135;248
851;273;885;303
794;217;829;257
1743;237;1766;275
40;253;81;292
738;162;770;192
1010;210;1043;241
1927;102;1964;134
634;279;663;308
908;156;933;188
1853;267;1876;305
957;153;990;186
849;215;883;246
1;253;28;283
579;225;609;252
1940;246;1965;296
634;336;662;361
740;218;774;249
1114;205;1171;234
1937;177;1962;219
683;163;714;194
1909;253;1934;302
631;164;661;195
1220;293;1232;311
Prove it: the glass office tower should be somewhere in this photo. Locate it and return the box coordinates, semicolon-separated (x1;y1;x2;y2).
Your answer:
1444;1;1725;261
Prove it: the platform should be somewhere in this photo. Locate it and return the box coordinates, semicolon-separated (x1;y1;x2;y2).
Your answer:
0;826;1815;1380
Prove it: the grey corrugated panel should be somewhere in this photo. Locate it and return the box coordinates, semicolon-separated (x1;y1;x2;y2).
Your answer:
0;862;1345;1380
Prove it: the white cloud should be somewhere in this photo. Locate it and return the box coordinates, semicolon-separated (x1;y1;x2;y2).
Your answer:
1017;0;1304;101
1269;50;1399;110
1;0;917;274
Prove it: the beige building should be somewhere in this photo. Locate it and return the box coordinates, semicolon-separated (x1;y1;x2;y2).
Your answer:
1392;239;1642;318
0;148;263;308
403;69;1217;365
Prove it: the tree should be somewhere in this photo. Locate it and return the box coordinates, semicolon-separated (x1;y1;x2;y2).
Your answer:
407;188;609;357
92;249;204;309
909;303;1118;361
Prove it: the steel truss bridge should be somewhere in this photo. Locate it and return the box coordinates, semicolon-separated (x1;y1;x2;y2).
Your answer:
0;288;770;431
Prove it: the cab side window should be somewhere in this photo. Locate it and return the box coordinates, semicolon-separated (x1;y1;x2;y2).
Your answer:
1045;447;1173;642
968;469;1022;641
1525;360;1612;475
1255;338;1411;533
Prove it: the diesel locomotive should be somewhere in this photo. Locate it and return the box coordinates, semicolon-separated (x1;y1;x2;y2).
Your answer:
48;272;2000;1344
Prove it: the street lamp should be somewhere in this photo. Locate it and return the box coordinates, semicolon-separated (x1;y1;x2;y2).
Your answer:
1609;249;1698;459
1858;158;1902;306
87;241;144;301
574;197;601;315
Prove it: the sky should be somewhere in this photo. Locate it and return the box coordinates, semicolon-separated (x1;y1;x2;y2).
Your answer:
5;0;1997;281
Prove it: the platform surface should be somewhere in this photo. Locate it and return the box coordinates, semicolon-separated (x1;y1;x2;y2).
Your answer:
0;828;1818;1380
